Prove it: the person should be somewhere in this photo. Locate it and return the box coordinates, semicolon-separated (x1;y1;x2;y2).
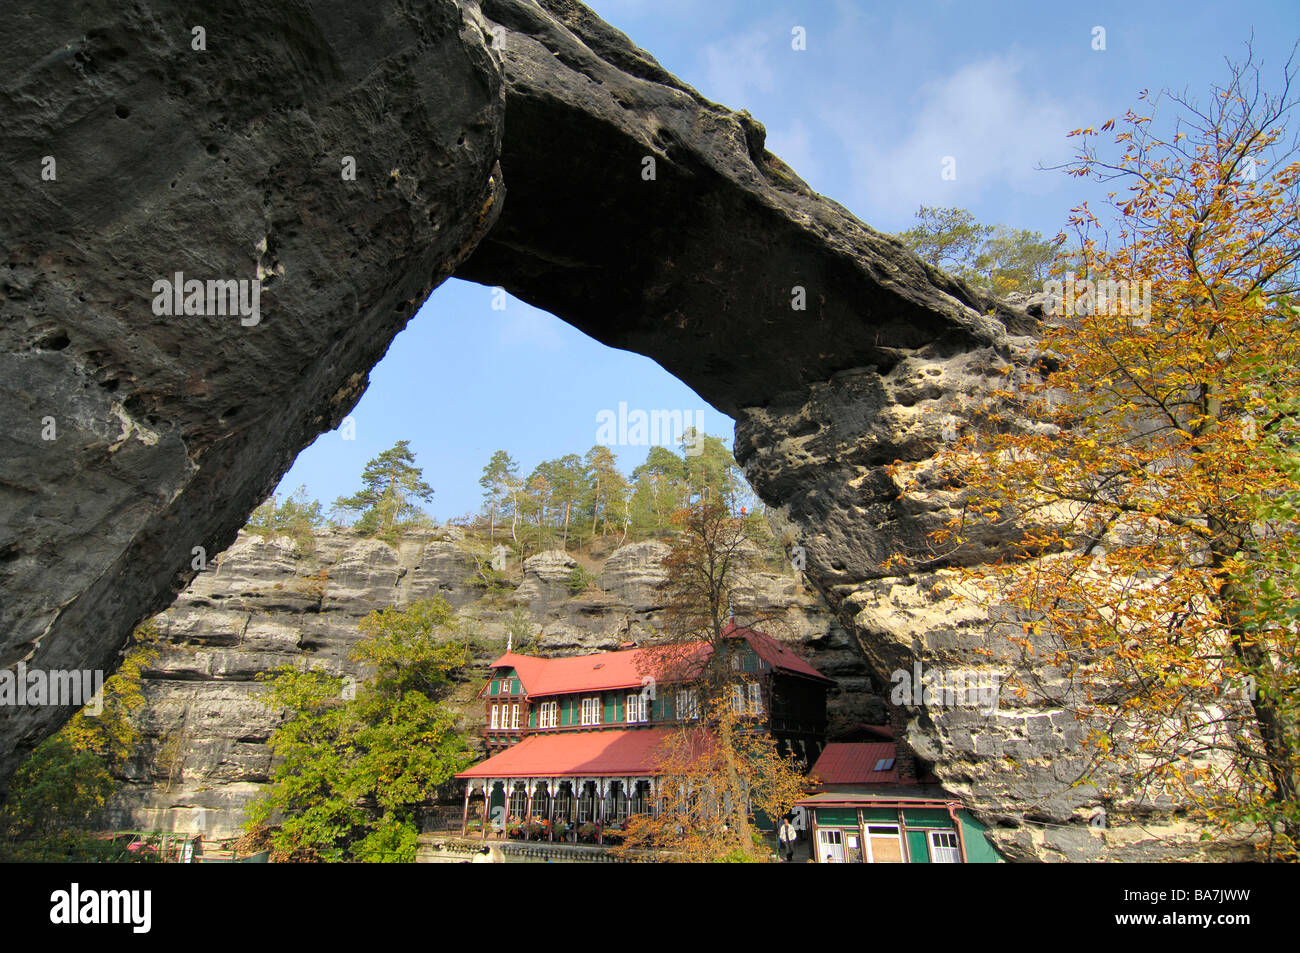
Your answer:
778;815;798;863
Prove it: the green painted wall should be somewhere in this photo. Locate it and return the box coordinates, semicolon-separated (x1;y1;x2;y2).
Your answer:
959;811;1002;863
860;808;898;823
902;809;951;829
816;808;859;826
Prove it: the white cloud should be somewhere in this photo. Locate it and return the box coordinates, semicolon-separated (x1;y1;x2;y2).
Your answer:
766;118;821;184
842;55;1079;220
495;301;567;352
700;25;779;109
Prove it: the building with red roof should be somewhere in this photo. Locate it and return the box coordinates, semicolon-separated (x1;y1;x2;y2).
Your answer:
793;742;1000;864
455;621;833;843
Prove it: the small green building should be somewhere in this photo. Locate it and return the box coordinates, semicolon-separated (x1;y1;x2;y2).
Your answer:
794;742;1000;863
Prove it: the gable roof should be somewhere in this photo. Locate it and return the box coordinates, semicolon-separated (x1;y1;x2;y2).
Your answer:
483;622;831;698
725;621;834;684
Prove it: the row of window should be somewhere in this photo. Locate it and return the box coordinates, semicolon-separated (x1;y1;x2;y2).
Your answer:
816;825;961;864
489;703;521;731
490;684;767;732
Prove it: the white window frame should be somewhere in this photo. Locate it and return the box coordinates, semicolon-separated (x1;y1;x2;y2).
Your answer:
864;824;904;864
626;693;646;723
510;703;520;730
929;829;961;863
732;685;745;714
490;703;499;730
581;696;602;726
676;688;699;721
539;700;558;729
748;681;764;716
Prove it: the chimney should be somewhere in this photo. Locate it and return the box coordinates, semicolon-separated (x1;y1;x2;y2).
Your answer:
888;705;919;785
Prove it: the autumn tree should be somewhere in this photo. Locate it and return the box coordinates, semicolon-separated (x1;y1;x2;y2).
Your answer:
619;500;808;861
895;46;1300;858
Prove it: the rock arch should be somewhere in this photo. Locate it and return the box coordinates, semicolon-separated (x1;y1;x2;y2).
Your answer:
0;1;1202;859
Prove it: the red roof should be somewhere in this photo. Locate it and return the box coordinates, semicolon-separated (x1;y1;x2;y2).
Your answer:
485;622;830;698
809;742;902;785
488;647;663;696
456;728;678;778
726;622;834;684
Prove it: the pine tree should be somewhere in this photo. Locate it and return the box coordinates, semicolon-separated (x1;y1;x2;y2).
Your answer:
333;440;434;538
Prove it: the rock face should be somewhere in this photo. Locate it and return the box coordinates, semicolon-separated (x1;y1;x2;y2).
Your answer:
514;549;579;604
1;0;505;783
0;1;1216;859
104;528;855;840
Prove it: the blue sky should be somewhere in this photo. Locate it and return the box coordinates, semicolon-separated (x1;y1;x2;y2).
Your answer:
275;0;1299;520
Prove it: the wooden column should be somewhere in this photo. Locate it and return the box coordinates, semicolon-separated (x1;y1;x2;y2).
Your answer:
547;779;557;842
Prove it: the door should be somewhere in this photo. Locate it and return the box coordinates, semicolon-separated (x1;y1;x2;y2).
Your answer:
816;827;845;863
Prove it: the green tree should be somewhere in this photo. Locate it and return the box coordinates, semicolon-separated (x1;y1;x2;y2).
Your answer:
549;453;589;550
897;206;1056;294
246;598;472;862
0;621;161;861
631;446;689;533
247;484;324;550
681;429;743;511
583;445;629;546
972;225;1057;295
333;440;434;539
521;465;553;551
478;451;519;542
896;205;993;275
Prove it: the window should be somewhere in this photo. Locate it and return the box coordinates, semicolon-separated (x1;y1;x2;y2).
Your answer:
866;825;904;863
489;704;499;730
676;689;699;721
626;693;647;723
577;782;597;822
553;782;573;822
538;700;558;729
581;696;602;726
731;682;763;716
510;703;520;730
608;781;629;820
508;782;527;819
929;829;961;863
630;780;651;816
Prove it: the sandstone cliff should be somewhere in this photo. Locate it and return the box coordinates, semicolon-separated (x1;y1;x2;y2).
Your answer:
103;526;870;841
